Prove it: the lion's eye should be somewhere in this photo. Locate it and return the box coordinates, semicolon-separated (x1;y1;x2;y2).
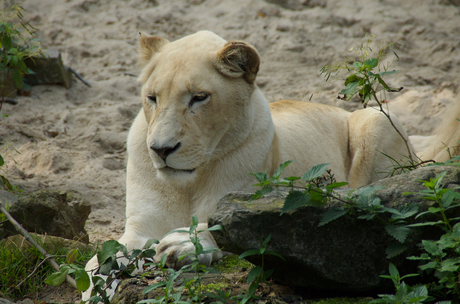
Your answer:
147;95;157;104
190;93;209;106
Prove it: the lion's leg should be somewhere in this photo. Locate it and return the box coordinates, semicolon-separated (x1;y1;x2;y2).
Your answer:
347;108;414;188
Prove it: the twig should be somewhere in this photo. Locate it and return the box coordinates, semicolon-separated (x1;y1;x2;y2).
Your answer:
0;203;78;290
4;98;18;105
123;72;138;77
68;67;92;87
15;255;54;289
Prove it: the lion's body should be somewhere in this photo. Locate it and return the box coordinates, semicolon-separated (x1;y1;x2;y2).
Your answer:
83;31;460;299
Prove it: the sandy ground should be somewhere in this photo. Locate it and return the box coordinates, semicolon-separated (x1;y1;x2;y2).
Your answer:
1;0;460;245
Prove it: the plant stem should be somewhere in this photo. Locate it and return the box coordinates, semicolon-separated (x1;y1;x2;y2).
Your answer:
0;203;78;290
371;91;415;164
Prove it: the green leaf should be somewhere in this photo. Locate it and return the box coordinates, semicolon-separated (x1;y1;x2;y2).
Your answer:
143;281;167;294
441;190;460;208
250;171;269;183
247;266;263;284
352;61;363;69
45;269;69;286
387;204;419;219
281;191;310;215
407;220;444;227
10;55;18;67
265;250;285;261
364;58;379;69
250;185;274;201
0;154;4;166
12;69;22;89
319;207;347;226
377;70;399;77
301;163;330;181
143;238;159;249
388;263;400;281
239;249;261;260
325;182;348;190
18;59;28;74
97;240;122;265
75;269;91;292
66;248;79;264
407;285;428;302
359;83;372;104
385;225;410;243
344;74;363;86
262;234;272;248
205;224;222;232
440;258;460;272
421;240;439;255
1;34;12;50
271;160;293;180
341;80;360;95
428;207;441;213
0;175;13;191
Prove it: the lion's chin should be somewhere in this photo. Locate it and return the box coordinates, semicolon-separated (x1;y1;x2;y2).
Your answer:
156;166;197;183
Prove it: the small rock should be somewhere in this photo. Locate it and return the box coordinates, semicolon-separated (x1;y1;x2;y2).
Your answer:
103;158;125;171
1;190;91;243
209;165;460;294
24;50;71;89
0;190;18;207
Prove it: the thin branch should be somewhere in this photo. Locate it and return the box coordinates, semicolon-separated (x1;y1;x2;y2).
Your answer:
15;255;54;289
68;67;92;87
0;203;78;290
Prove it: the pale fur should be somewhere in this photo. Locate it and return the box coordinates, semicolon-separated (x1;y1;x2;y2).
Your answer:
83;31;460;300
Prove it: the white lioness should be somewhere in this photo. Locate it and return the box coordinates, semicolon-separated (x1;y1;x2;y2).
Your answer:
83;31;460;299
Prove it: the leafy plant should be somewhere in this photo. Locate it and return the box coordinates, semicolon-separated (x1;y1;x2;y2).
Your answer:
0;234;95;300
370;263;430;304
250;161;348;215
404;172;460;299
0;3;41;110
0;4;42;192
235;234;285;304
47;237;158;304
320;36;422;169
140;216;222;304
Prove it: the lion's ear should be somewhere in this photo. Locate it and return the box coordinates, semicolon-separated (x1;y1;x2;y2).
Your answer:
214;41;260;84
138;32;169;66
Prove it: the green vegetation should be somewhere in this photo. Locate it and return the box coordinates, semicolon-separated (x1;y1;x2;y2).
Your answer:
0;234;95;299
250;160;460;303
0;3;42;192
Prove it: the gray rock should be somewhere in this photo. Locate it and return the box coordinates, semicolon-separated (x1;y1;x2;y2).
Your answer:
208;165;460;294
0;190;19;207
24;50;71;89
264;0;326;10
1;190;91;243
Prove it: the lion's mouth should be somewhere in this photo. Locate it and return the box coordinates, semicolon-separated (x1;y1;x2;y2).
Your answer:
161;166;195;174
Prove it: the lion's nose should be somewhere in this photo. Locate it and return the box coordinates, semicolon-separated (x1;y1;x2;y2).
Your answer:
150;142;181;162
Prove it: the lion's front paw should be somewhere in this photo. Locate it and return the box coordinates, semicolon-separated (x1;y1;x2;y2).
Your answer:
154;224;223;270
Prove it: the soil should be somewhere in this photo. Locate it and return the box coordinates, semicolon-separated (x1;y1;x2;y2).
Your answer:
1;0;460;303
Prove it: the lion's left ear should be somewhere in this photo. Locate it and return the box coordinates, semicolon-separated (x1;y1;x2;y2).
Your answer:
138;32;169;66
214;41;260;84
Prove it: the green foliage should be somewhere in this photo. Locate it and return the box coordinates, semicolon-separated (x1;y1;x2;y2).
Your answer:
405;173;460;299
320;36;402;107
0;4;42;192
0;4;41;97
321;36;423;170
250;162;460;301
0;235;95;300
213;255;253;274
250;161;347;215
370;263;430;304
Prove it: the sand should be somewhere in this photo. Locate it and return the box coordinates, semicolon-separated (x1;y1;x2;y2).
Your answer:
1;0;459;245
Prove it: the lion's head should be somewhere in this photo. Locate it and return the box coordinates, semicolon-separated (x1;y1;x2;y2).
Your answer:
137;31;261;182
